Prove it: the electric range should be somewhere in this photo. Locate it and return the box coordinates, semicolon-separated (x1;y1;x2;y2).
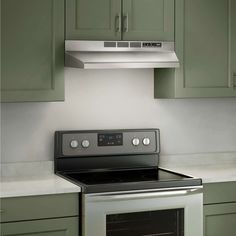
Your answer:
54;128;201;193
54;129;203;236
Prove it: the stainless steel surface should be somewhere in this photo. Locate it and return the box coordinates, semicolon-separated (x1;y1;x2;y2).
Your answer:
65;40;175;52
95;190;195;201
65;40;179;69
83;186;203;236
62;130;159;156
132;137;140;146
87;186;203;200
70;140;79;149
143;137;150;146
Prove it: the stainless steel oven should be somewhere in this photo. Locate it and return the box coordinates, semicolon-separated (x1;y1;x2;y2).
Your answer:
54;129;203;236
83;187;202;236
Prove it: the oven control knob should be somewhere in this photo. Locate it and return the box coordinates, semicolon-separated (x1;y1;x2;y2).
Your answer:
70;140;79;149
143;137;151;146
132;138;140;146
81;140;90;148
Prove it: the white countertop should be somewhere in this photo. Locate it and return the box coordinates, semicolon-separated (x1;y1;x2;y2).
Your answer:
1;153;236;198
160;152;236;184
0;175;81;198
161;164;236;183
0;161;81;198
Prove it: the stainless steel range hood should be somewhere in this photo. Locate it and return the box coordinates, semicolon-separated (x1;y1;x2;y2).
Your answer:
65;40;179;69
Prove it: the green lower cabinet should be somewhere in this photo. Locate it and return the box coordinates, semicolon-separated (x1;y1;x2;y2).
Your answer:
204;203;236;236
1;0;64;102
0;194;79;236
203;182;236;236
1;217;79;236
154;0;236;98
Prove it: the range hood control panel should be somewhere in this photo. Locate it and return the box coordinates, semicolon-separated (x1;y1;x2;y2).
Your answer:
60;129;159;157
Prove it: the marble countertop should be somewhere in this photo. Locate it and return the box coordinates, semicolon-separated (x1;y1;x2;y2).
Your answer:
0;162;81;198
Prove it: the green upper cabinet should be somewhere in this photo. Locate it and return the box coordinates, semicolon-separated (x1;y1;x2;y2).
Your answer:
1;0;64;102
122;0;174;41
66;0;122;40
154;0;236;98
66;0;174;41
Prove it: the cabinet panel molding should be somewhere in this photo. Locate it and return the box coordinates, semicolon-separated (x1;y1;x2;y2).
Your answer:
1;0;64;102
154;0;236;98
66;0;122;40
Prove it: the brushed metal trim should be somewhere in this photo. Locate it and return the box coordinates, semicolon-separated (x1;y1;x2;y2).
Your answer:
65;40;175;52
86;185;203;198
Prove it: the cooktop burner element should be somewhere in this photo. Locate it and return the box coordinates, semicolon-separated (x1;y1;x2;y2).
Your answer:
54;129;202;193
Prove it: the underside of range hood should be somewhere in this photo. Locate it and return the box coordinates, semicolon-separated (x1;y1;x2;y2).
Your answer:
65;40;179;69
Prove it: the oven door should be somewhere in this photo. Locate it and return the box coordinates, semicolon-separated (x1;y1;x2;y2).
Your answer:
82;186;203;236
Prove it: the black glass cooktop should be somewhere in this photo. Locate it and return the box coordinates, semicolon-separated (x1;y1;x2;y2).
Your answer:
61;168;202;193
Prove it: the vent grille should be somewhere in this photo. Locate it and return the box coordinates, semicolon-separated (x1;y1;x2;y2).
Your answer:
104;42;116;48
104;41;163;49
117;42;129;48
130;42;142;48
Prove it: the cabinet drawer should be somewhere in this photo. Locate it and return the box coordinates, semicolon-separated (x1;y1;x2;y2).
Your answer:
204;202;236;236
203;182;236;204
1;216;79;236
0;193;79;223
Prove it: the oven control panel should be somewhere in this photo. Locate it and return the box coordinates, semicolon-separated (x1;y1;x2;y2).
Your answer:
60;129;160;156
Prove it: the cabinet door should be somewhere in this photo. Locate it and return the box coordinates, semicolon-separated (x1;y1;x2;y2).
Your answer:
1;217;79;236
1;0;64;102
232;0;236;87
122;0;174;41
204;203;236;236
66;0;122;40
175;0;236;98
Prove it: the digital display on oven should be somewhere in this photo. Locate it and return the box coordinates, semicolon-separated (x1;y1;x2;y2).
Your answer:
98;133;123;146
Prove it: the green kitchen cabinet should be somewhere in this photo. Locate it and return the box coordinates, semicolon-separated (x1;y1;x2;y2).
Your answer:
122;0;174;41
154;0;236;98
66;0;174;41
1;217;79;236
204;203;236;236
0;193;79;236
66;0;122;40
1;0;64;102
203;182;236;236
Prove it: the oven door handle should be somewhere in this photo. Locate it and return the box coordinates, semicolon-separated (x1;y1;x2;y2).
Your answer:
87;187;202;201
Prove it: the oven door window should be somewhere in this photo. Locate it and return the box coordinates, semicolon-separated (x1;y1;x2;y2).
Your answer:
106;208;184;236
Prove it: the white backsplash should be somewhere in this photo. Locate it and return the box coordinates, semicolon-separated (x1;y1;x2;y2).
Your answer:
1;68;236;163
